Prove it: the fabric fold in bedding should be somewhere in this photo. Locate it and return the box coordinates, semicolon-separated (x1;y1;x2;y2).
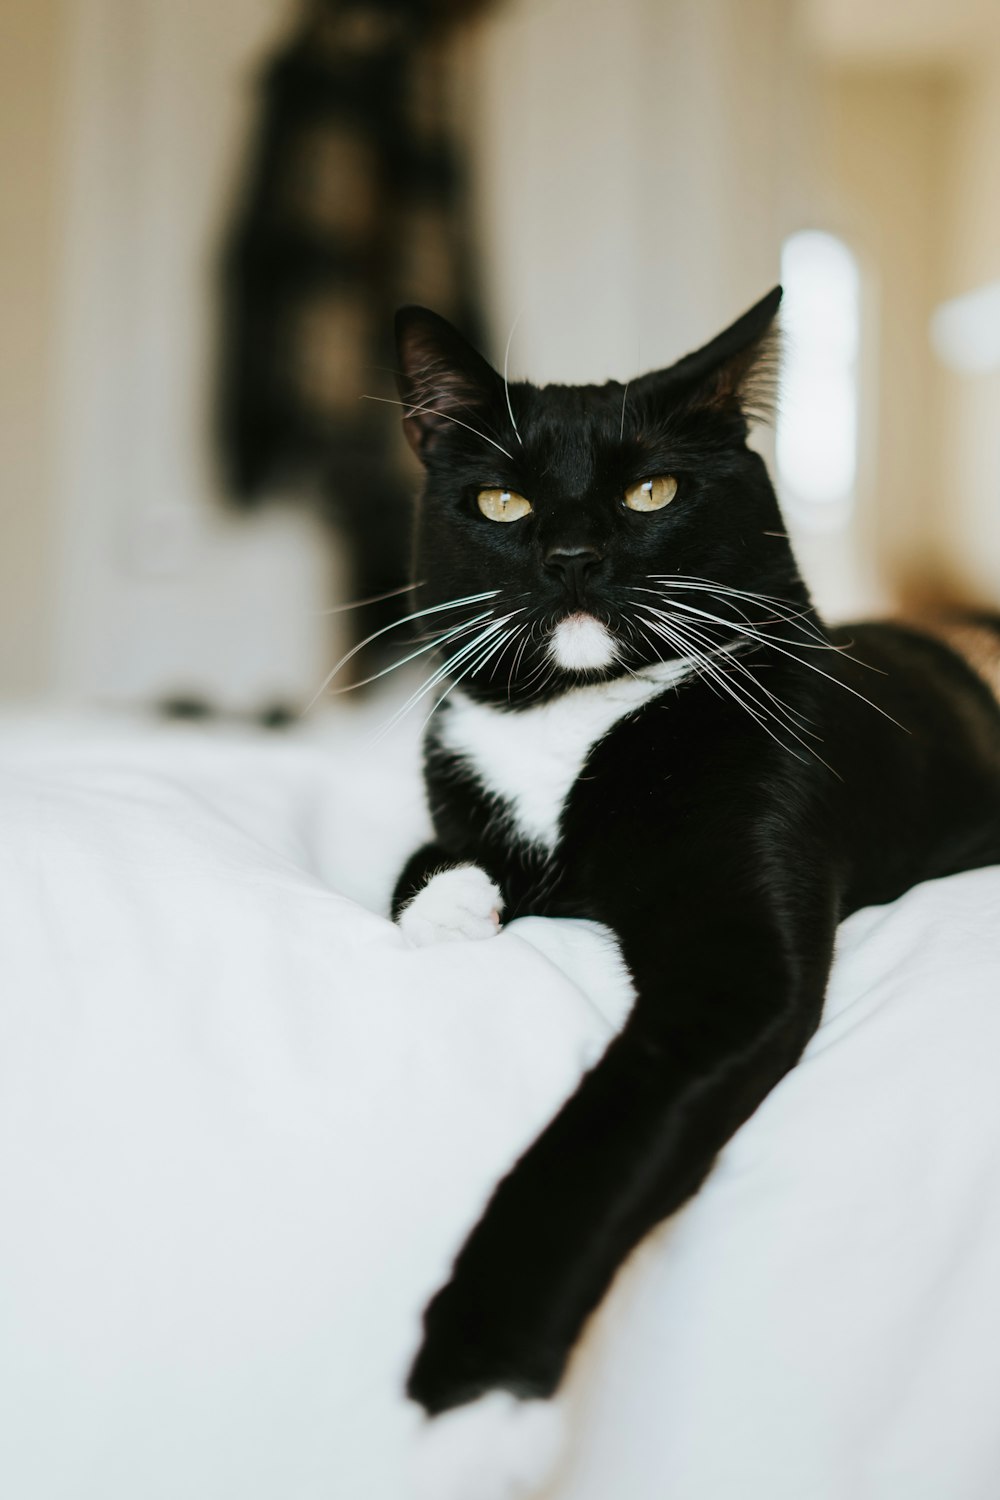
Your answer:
0;712;998;1499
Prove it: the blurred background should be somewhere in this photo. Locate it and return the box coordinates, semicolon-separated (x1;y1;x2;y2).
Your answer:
3;0;1000;715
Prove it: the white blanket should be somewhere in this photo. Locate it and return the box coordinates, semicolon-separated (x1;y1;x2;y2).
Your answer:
0;709;998;1500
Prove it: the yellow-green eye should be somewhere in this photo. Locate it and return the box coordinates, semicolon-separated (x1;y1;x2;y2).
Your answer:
624;475;678;512
476;487;533;523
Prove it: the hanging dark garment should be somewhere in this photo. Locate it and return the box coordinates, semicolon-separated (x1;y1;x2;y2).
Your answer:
217;0;491;679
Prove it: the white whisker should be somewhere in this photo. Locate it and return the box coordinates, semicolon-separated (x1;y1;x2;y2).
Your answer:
373;633;497;743
619;380;630;443
640;610;813;766
423;624;520;730
359;394;514;460
326;610;496;696
507;622;534;698
303;590;498;713
641;605;816;735
373;612;524;741
654;599;906;731
634;588;833;659
646;575;841;651
502;306;524;446
314;581;419;616
643;608;835;771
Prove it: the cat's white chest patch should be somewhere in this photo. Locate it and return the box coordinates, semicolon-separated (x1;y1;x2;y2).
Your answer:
436;662;691;853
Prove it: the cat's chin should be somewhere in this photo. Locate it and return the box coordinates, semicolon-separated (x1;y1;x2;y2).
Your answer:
549;613;618;673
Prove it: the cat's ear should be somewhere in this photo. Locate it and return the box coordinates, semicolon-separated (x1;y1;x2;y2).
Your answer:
394;307;502;460
639;286;783;427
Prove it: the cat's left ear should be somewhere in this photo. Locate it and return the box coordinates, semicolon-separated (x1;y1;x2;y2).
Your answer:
639;286;783;427
394;307;503;460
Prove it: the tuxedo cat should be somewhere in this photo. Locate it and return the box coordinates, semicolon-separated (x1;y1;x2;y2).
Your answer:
388;289;1000;1489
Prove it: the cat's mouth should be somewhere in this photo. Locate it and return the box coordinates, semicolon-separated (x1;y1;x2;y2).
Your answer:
548;612;619;672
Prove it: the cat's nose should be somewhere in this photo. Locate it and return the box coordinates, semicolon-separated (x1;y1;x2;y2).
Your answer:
543;545;603;593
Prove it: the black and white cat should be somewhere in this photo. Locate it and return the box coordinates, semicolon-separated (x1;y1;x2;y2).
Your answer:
388;289;1000;1495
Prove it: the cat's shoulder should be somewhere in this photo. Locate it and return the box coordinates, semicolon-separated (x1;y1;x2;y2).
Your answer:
840;614;1000;707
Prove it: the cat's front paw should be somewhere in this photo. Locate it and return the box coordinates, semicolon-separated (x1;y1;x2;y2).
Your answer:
410;1393;565;1500
399;865;503;948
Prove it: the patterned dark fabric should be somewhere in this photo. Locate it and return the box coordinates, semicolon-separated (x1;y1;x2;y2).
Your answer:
217;0;491;666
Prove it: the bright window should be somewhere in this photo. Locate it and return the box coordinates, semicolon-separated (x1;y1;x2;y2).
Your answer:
776;230;861;527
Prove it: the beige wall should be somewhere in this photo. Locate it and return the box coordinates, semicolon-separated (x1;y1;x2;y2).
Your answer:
818;68;956;604
813;1;1000;611
0;0;64;696
938;41;1000;600
466;0;806;383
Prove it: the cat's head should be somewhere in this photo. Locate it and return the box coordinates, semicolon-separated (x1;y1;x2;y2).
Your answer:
394;288;808;705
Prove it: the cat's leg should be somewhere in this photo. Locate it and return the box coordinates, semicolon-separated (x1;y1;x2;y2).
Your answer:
406;866;839;1495
393;843;503;947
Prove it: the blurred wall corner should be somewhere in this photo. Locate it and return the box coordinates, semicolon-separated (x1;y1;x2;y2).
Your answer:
814;63;958;615
0;0;66;701
804;0;1000;614
936;22;1000;608
215;0;496;674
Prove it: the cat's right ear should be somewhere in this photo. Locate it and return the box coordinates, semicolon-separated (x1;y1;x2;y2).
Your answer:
394;307;502;460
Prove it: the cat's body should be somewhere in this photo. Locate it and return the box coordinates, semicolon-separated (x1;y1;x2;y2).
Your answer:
411;618;1000;923
386;290;1000;1486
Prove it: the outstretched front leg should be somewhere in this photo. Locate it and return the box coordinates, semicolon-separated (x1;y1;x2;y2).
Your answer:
406;824;840;1491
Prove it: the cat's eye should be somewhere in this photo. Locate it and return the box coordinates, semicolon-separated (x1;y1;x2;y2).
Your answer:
476;488;533;523
624;475;678;512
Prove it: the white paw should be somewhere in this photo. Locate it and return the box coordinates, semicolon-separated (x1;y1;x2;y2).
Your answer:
410;1393;566;1500
399;865;503;948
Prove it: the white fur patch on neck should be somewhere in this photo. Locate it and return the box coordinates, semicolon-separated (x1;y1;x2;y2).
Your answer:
549;613;617;671
437;660;692;853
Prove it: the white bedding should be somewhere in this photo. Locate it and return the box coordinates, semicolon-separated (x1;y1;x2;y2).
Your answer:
0;707;998;1500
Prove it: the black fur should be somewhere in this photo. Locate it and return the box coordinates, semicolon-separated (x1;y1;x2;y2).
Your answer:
390;291;1000;1415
